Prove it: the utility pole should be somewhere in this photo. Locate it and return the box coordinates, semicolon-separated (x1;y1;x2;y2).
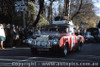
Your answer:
15;0;26;28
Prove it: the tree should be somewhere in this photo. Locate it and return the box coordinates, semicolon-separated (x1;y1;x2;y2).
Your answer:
26;1;49;27
26;1;37;26
47;0;54;22
46;0;58;22
58;0;63;16
71;0;82;20
0;0;15;24
64;0;69;16
72;0;98;28
32;0;44;27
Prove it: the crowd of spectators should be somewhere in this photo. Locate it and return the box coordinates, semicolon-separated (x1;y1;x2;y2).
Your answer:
4;24;33;48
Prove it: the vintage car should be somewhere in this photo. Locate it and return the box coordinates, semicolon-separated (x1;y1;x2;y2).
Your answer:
25;21;85;56
84;32;94;42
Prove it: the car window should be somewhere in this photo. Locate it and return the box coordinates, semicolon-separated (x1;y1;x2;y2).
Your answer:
42;27;69;33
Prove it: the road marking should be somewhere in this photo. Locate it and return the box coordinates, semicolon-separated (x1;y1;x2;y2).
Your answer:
0;48;30;50
0;55;99;63
15;56;96;63
78;55;100;57
0;63;12;66
17;54;100;62
0;55;100;67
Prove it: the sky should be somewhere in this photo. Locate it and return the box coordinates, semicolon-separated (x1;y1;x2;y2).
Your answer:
44;0;100;17
92;0;100;16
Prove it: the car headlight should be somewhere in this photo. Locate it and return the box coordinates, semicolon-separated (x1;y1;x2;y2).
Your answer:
32;40;36;45
53;38;58;45
42;41;46;47
37;41;41;46
27;39;33;44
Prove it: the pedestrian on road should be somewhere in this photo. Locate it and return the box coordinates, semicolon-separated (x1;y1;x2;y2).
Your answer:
0;24;6;49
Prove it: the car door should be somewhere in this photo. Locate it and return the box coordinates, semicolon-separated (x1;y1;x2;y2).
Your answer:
69;26;75;50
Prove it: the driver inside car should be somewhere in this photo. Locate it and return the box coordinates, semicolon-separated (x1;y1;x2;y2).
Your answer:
66;28;69;33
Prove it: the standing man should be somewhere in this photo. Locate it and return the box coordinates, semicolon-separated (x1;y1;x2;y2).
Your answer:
0;24;6;49
5;24;11;47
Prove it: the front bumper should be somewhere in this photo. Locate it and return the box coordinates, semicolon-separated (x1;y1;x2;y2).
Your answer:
26;38;60;48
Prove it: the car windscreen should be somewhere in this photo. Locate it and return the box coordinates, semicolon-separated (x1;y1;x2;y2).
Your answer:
42;27;69;33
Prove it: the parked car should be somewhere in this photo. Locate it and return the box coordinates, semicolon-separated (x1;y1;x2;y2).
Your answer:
97;33;100;40
25;20;85;56
94;29;100;42
95;33;100;42
84;32;94;42
86;28;99;42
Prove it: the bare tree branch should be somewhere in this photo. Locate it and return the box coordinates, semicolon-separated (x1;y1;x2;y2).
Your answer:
32;0;44;27
71;0;82;20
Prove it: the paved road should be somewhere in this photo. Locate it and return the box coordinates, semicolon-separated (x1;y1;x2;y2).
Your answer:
0;43;100;67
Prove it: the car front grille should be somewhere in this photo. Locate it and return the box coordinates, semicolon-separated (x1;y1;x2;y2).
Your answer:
32;39;52;48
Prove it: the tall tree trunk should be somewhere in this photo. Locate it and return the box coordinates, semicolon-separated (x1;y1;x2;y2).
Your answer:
48;0;53;22
58;0;62;16
65;0;69;16
33;0;44;27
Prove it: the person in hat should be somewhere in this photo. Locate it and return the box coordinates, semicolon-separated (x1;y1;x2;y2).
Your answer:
0;24;6;49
